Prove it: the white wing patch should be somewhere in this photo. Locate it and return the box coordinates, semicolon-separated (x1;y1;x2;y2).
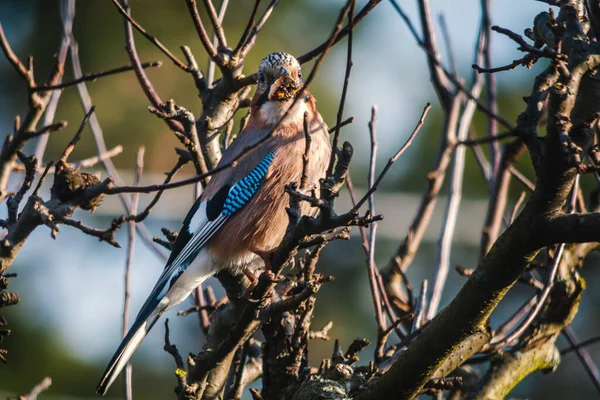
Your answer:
188;202;208;235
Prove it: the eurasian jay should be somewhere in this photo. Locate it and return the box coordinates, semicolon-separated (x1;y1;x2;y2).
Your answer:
97;52;331;395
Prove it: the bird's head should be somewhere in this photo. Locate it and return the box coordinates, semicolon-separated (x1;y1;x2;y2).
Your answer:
251;52;308;127
255;52;303;104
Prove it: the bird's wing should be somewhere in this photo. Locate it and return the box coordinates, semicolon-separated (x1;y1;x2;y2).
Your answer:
97;149;275;396
147;149;276;311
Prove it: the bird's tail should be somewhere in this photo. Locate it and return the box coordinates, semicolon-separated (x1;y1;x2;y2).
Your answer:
96;305;164;395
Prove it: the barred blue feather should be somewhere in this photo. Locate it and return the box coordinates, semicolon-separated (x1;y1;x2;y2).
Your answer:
223;152;275;216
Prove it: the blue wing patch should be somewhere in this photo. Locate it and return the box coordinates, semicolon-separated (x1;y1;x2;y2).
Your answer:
222;152;275;216
150;151;275;299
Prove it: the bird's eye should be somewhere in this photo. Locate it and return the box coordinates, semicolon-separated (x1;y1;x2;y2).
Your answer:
258;73;265;85
298;70;302;80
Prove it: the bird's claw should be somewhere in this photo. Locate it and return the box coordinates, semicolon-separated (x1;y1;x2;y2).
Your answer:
263;270;283;283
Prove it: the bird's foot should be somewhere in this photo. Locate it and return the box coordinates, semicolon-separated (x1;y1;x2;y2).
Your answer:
241;267;260;303
253;250;282;283
263;270;283;283
241;269;282;303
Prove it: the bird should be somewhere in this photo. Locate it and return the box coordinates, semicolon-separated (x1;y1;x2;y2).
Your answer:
97;52;331;395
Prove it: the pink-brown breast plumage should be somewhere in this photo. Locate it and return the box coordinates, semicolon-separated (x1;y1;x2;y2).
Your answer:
206;93;331;264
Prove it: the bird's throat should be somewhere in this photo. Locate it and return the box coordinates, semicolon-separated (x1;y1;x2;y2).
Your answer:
258;98;308;128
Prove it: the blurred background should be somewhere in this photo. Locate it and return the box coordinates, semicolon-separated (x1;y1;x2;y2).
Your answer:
1;0;600;398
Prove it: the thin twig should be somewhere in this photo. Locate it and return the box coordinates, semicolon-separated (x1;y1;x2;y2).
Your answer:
489;245;564;351
328;117;354;133
163;319;187;393
206;0;229;88
34;0;75;163
428;42;485;318
562;327;600;395
561;335;600;355
491;25;564;60
510;191;527;224
354;103;431;210
116;0;183;134
388;0;514;130
69;23;168;260
366;105;386;336
60;106;96;163
23;377;52;400
127;158;187;223
389;0;423;47
509;166;536;191
7;153;37;226
203;0;228;49
480;0;500;179
470;140;492;181
14;146;123;173
412;280;428;334
490;176;579;350
458;130;514;145
33;61;162;92
438;14;457;76
0;23;32;84
297;0;382;64
32;162;52;197
109;0;190;71
72;146;124;169
122;147;144;400
347;172;407;340
300;112;311;190
233;0;262;55
237;0;281;58
185;0;222;63
26;122;67;138
327;0;355;178
231;340;250;398
473;53;538;74
492;294;537;342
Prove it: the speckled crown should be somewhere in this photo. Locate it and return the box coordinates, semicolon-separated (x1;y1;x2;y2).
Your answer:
258;52;301;77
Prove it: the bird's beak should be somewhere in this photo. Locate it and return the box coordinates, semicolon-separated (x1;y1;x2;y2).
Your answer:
268;69;300;101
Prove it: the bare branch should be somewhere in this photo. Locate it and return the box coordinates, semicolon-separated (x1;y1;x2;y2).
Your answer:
203;0;228;49
33;61;162;92
354;103;431;210
458;130;515;145
365;105;386;340
22;377;52;400
300;112;311;190
59;106;96;164
562;327;600;395
297;0;381;64
0;22;33;86
480;0;501;178
69;23;168;261
328;0;354;178
234;0;262;56
489;177;578;351
122;147;144;400
429;52;484;319
561;335;600;355
109;0;190;71
185;0;222;64
237;0;281;59
328;117;354;133
412;280;428;334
